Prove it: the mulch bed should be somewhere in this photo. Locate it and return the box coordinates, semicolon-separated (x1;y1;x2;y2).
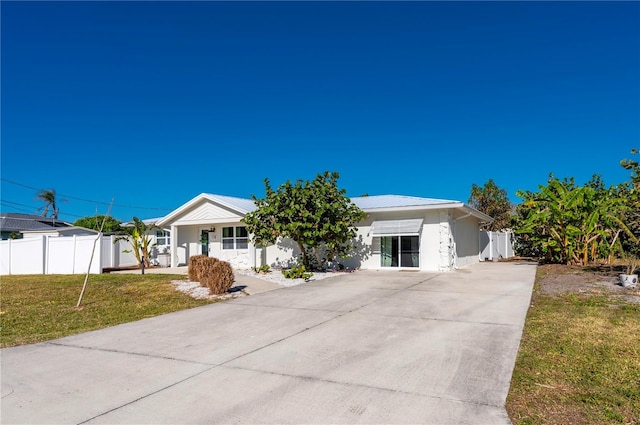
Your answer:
535;263;640;301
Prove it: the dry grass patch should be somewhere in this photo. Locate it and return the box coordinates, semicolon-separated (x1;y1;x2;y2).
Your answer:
1;274;216;348
507;265;640;425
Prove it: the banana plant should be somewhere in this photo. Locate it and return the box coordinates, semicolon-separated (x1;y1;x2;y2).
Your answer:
115;217;156;268
516;176;636;265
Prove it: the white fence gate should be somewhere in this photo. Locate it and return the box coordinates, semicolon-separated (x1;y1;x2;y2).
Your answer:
480;231;515;261
0;235;139;275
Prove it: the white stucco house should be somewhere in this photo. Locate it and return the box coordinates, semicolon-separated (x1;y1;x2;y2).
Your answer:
156;193;492;272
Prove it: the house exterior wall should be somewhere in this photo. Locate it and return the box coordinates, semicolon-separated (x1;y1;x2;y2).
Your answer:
22;231;60;238
261;208;483;272
265;238;302;268
173;201;244;225
215;221;251;268
454;214;481;268
22;228;97;238
175;225;198;266
174;222;252;269
161;195;487;272
337;210;450;272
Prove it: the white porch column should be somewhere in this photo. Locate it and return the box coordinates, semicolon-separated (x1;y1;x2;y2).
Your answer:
248;240;257;268
171;225;178;268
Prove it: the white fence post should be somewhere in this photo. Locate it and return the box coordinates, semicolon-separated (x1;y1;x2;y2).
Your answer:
110;235;115;268
0;239;12;275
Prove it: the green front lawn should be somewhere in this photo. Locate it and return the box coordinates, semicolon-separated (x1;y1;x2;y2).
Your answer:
1;274;215;348
506;266;640;424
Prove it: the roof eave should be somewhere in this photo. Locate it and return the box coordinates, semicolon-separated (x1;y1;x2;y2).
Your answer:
459;205;494;222
156;193;252;227
361;202;464;213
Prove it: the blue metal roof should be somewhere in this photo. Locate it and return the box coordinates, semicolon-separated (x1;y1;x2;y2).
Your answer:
350;195;461;210
210;194;258;214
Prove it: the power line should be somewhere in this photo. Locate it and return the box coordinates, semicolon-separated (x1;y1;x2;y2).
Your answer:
1;178;172;211
0;202;35;215
0;200;86;219
1;199;37;209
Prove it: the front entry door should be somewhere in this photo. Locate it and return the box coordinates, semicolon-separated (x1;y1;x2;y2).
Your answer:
200;230;209;256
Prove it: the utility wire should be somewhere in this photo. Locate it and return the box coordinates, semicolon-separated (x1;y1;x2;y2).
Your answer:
1;178;172;211
1;199;36;209
0;202;35;215
0;200;86;219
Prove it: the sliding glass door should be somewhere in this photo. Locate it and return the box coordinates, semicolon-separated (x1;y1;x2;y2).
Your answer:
380;236;419;268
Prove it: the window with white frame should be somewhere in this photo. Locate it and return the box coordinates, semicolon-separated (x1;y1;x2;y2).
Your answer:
222;226;248;250
156;229;170;246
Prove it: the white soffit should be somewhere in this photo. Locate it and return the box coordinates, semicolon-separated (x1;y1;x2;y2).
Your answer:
370;219;424;236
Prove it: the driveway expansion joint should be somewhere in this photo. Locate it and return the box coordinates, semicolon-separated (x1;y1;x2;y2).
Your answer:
46;341;218;366
222;363;506;410
350;310;522;327
75;364;220;425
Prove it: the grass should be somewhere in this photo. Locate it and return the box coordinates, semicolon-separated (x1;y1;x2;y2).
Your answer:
506;269;640;424
1;274;216;348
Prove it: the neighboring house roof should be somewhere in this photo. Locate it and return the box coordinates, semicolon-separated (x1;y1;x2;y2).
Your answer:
156;193;493;226
121;217;165;227
22;226;100;236
0;212;72;233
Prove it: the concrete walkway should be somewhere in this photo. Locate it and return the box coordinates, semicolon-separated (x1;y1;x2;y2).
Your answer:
1;262;536;424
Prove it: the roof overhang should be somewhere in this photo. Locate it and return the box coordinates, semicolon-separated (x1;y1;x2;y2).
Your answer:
457;205;494;223
156;193;252;227
362;202;493;223
360;202;464;214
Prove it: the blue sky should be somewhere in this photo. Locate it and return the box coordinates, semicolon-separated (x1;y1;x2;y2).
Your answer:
2;1;639;223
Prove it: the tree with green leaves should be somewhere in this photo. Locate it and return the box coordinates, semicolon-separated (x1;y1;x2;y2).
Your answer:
73;215;122;233
242;171;366;270
468;179;512;231
515;175;635;264
620;148;640;256
116;217;156;268
36;189;66;219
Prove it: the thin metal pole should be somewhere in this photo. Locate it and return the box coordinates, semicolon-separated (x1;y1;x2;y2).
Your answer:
77;199;114;308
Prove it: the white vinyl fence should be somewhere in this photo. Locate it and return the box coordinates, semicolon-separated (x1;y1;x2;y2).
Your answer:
480;231;515;261
0;235;138;275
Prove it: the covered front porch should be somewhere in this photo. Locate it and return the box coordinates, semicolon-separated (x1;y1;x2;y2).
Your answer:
155;194;266;269
168;222;264;269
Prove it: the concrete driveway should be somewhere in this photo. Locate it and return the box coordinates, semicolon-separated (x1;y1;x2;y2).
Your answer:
1;262;536;424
